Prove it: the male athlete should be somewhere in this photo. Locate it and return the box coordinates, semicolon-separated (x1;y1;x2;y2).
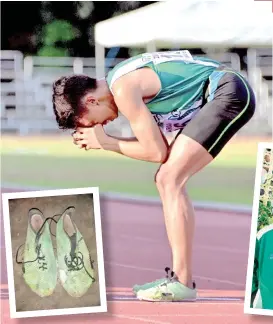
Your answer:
52;50;256;302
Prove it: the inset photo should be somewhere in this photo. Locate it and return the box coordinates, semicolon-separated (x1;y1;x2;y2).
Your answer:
244;142;273;317
2;187;107;318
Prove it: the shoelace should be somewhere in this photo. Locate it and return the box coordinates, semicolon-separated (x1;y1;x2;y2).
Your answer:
64;251;95;282
159;267;174;287
164;267;171;279
16;211;95;283
161;267;196;289
64;234;96;283
16;216;59;272
35;244;47;270
65;251;84;271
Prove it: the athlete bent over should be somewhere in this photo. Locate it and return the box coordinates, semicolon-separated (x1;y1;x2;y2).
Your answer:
52;50;256;302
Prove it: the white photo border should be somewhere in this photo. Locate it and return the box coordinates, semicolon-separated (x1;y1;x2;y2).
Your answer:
2;187;107;318
244;142;273;317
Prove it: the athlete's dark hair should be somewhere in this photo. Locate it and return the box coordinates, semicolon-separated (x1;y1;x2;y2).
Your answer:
52;75;97;130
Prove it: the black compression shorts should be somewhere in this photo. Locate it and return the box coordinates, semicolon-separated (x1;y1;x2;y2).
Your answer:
177;68;256;158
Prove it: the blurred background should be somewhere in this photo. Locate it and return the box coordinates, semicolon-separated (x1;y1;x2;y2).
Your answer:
1;0;272;207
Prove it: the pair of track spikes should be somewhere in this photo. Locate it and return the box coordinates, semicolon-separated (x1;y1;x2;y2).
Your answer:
16;206;95;298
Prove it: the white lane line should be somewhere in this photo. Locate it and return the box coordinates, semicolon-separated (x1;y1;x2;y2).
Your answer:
106;261;245;287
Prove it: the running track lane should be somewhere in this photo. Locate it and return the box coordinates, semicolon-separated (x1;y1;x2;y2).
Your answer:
1;188;270;324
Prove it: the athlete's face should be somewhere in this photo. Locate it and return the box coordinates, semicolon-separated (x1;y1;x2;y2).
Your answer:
76;87;118;128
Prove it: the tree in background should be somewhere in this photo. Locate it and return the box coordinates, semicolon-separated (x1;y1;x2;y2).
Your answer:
36;1;92;57
2;1;155;57
37;20;81;57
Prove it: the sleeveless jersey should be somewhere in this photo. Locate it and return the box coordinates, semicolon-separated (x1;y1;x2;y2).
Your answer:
106;51;223;133
251;225;273;310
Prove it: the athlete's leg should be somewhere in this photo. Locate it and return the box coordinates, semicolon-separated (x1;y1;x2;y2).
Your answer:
135;70;255;301
155;71;255;288
155;134;213;287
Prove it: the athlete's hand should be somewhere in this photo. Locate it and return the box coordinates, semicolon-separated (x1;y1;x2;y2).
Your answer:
72;125;107;150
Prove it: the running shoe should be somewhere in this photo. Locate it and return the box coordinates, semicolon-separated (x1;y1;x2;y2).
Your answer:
56;206;95;297
21;208;57;297
136;270;197;302
133;267;171;294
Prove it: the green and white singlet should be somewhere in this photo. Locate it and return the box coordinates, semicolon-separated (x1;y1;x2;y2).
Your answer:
251;224;273;310
106;51;221;133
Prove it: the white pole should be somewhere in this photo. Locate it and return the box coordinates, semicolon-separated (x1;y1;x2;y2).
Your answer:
146;41;157;53
73;58;83;74
247;48;257;87
95;41;105;79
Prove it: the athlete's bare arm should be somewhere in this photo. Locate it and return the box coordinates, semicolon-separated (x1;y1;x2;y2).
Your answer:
100;75;168;162
73;69;168;162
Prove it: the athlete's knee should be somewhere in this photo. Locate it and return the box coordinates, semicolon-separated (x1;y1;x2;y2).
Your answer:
155;164;189;192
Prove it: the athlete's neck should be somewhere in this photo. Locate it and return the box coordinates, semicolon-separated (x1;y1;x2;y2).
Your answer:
97;78;112;98
96;78;117;112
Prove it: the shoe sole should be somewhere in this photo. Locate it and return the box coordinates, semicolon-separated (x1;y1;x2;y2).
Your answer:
137;296;197;302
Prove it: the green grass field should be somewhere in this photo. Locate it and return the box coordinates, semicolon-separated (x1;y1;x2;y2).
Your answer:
1;135;266;206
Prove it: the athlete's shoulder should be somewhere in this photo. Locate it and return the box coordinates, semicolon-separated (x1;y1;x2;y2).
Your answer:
257;223;273;241
192;55;222;66
106;53;149;93
109;54;144;73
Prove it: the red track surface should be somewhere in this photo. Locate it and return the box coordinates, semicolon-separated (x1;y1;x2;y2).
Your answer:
1;188;270;323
